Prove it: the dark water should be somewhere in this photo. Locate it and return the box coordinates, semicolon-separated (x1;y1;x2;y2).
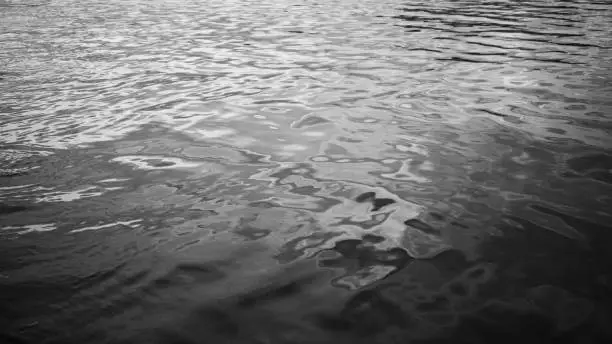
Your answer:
1;0;612;343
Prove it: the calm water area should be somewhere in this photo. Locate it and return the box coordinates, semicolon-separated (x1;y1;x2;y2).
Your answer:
1;0;612;343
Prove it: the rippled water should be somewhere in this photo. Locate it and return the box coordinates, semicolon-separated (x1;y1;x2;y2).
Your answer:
1;0;612;343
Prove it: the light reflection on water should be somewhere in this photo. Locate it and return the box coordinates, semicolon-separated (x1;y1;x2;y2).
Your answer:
1;0;612;343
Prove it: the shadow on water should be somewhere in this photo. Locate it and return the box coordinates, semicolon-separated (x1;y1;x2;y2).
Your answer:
2;0;612;343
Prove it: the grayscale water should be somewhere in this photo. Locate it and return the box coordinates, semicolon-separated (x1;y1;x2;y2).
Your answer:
1;0;612;343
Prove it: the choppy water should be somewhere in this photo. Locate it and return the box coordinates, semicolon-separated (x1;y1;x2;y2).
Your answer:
1;0;612;343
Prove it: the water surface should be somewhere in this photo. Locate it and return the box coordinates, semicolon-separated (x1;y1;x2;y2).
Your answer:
1;0;612;343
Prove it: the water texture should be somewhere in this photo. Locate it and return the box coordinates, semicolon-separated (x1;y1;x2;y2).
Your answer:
1;0;612;343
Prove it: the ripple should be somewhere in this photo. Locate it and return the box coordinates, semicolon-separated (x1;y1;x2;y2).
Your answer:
110;155;216;170
1;223;56;235
69;219;142;234
2;0;612;342
34;186;107;203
